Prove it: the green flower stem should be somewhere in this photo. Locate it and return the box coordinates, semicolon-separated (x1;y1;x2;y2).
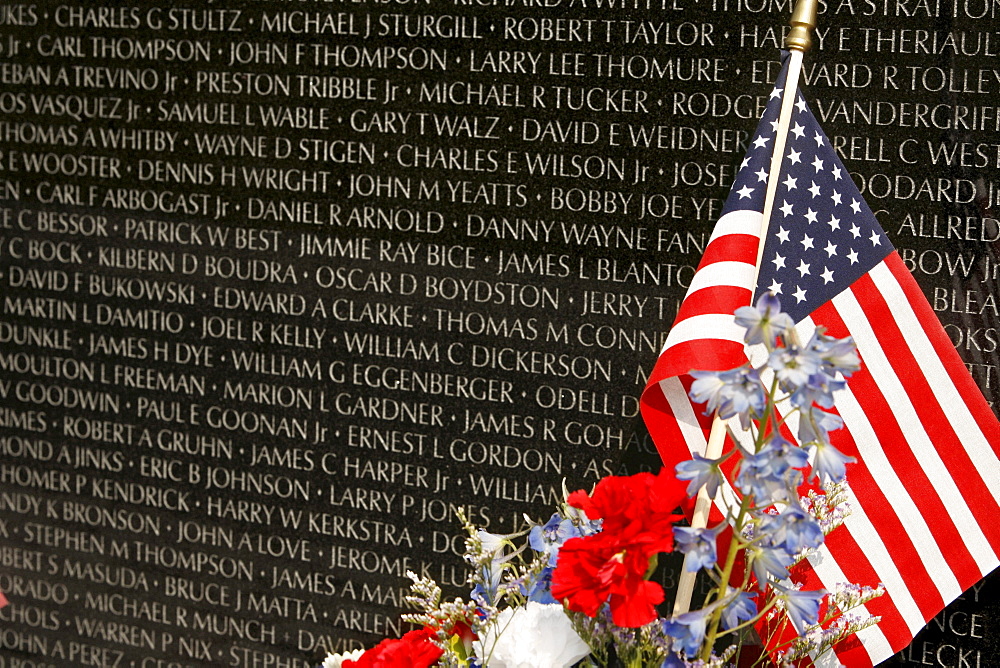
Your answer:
700;492;752;661
699;376;780;662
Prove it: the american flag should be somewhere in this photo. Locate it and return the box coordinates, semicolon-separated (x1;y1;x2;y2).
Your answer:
641;56;1000;665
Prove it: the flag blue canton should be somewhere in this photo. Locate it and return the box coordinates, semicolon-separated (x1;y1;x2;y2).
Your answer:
726;67;893;323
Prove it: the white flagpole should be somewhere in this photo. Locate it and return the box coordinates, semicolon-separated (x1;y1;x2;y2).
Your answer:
671;0;819;616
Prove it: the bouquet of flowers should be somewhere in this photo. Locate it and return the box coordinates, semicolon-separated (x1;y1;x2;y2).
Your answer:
323;296;883;668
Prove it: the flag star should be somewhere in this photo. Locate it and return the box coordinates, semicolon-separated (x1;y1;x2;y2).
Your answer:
772;253;786;270
804;208;819;224
780;200;794;217
788;149;802;165
770;120;780;132
832;165;843;181
847;249;859;264
795;97;807;112
770;87;784;100
755;167;769;183
776;227;790;243
737;184;754;199
808;181;822;198
850;199;862;213
783;175;798;190
793;285;808;303
768;278;783;295
827;216;841;231
870;230;882;246
831;190;843;206
791;123;806;139
800;234;814;251
824;240;838;257
812;156;825;172
797;259;811;277
850;223;861;238
821;267;835;284
754;135;771;149
814;131;825;146
741;156;751;170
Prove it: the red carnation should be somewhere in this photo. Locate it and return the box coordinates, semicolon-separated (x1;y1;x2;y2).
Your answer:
552;470;688;627
569;470;687;538
343;627;443;668
552;532;667;627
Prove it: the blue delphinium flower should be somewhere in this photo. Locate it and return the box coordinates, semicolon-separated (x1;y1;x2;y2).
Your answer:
812;331;860;376
773;583;826;631
751;544;793;586
470;531;507;609
763;435;809;476
690;366;766;429
562;504;603;537
798;405;844;445
808;439;856;483
768;342;823;393
734;292;794;349
471;581;491;609
660;652;685;668
689;370;727;411
529;513;579;567
525;566;557;604
736;448;789;503
675;454;724;498
673;525;720;572
763;505;824;554
789;331;858;408
720;589;758;631
471;560;504;609
789;372;843;410
662;608;711;658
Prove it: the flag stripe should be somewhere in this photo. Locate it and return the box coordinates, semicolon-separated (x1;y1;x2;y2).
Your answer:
874;260;1000;517
838;274;1000;577
709;209;763;242
884;254;1000;443
818;293;972;588
683;262;758;304
661;376;711;458
661;379;746;516
822;466;929;633
793;402;934;648
698;232;760;269
829;287;982;607
670;286;754;324
662;314;745;351
804;535;894;668
779;314;953;623
643;377;697;474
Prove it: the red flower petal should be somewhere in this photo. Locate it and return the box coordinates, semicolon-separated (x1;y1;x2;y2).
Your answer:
553;469;688;627
343;627;443;668
609;578;665;628
551;536;617;616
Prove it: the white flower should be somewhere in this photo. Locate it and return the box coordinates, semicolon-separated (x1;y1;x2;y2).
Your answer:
322;649;364;668
474;602;590;668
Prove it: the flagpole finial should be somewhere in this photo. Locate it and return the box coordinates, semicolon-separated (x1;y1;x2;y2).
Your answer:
785;0;818;52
